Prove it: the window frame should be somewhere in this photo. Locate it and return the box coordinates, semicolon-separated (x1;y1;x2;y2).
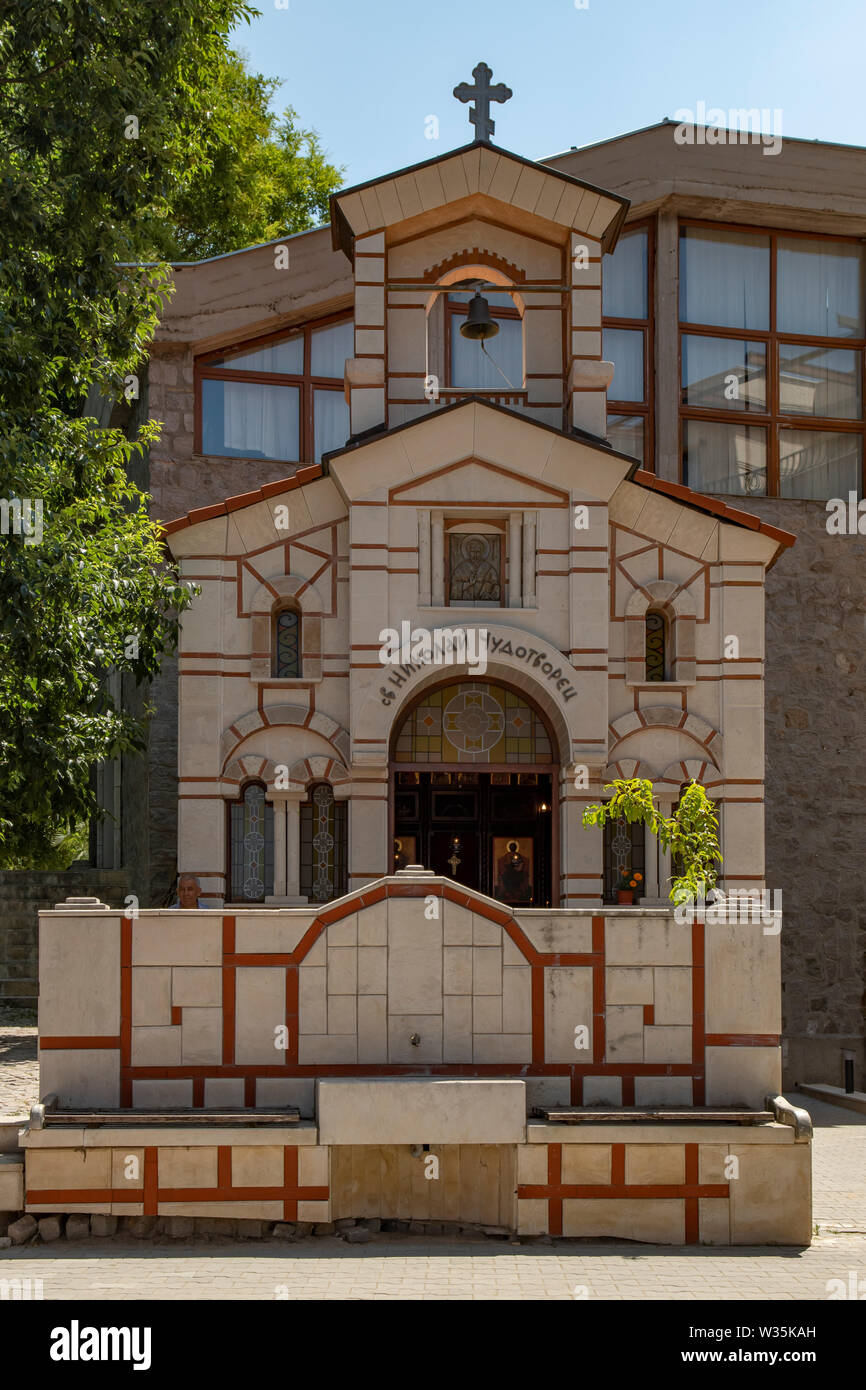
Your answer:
272;603;301;680
226;779;274;904
299;781;348;903
194;311;352;465
678;218;866;497
645;608;669;682
603;217;655;472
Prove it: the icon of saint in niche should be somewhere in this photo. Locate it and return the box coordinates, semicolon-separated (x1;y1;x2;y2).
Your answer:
449;534;501;602
495;838;532;903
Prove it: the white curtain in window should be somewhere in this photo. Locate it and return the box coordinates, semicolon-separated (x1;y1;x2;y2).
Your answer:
222;381;299;459
778;240;864;339
606;414;644;463
604;227;648;319
218;336;303;373
684;420;767;495
604;328;644;402
680;229;770;332
779;430;862;499
314;389;350;461
779;344;860;419
311;320;354;378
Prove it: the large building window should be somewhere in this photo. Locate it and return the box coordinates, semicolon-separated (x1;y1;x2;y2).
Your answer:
228;782;274;902
603;221;654;468
196;315;352;464
679;224;865;498
300;783;347;902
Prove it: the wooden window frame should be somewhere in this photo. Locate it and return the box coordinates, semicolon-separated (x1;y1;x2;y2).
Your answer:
194;310;352;464
678;217;866;497
604;217;655;473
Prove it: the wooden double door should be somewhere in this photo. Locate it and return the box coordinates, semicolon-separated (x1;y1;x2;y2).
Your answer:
393;770;552;907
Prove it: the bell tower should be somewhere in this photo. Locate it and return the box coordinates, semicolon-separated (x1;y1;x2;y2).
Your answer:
330;70;629;446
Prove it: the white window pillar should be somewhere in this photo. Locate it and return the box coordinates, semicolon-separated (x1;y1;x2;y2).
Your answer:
522;511;537;607
418;509;431;605
657;800;673;902
640;819;660;903
286;797;302;898
431;510;445;606
508;512;522;607
272;799;287;897
265;792;307;905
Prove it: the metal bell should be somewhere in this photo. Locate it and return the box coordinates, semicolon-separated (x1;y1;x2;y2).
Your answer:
459;291;500;341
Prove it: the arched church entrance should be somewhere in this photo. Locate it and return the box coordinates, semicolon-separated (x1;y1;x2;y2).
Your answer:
389;678;559;906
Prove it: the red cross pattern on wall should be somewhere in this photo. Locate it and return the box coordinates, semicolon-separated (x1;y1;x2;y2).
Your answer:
517;1142;730;1243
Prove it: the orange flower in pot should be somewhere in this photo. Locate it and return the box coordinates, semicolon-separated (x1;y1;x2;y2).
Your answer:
616;868;643;905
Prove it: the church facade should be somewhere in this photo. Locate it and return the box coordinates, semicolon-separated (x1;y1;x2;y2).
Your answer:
160;142;792;922
14;93;824;1246
5;96;861;1104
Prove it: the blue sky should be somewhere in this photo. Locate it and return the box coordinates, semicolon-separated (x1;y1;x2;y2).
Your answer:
231;0;865;187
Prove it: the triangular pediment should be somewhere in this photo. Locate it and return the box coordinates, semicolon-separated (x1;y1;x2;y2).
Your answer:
330;141;628;260
389;457;567;508
326;399;636;506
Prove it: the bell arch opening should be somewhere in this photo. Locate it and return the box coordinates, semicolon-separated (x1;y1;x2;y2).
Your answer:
388;676;560;907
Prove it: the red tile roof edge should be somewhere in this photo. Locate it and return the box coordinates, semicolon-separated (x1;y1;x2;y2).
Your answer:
158;465;323;538
631;470;796;552
158;460;796;562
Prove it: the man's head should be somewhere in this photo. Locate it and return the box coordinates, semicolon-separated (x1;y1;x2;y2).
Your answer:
177;874;201;908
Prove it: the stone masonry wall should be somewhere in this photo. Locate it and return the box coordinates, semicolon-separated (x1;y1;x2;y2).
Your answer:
147;346;307;521
744;497;866;1090
0;870;130;1008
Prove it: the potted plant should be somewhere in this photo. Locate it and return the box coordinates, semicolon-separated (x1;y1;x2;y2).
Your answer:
582;777;722;905
615;867;643;905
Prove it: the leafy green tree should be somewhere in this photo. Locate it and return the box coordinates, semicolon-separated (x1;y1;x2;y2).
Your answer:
582;778;723;903
0;0;259;863
150;47;344;261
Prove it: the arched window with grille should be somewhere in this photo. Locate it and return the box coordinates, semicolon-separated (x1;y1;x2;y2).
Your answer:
645;608;668;681
603;816;646;903
228;782;274;902
273;605;301;678
300;783;347;903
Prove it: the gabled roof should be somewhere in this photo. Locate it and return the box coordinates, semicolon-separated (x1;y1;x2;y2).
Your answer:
329;140;629;260
631;469;795;552
324;394;640;467
543;119;866;163
160;464;323;536
160;398;794;565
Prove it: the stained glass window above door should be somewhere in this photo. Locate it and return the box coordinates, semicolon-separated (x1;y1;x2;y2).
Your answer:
394;682;553;764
